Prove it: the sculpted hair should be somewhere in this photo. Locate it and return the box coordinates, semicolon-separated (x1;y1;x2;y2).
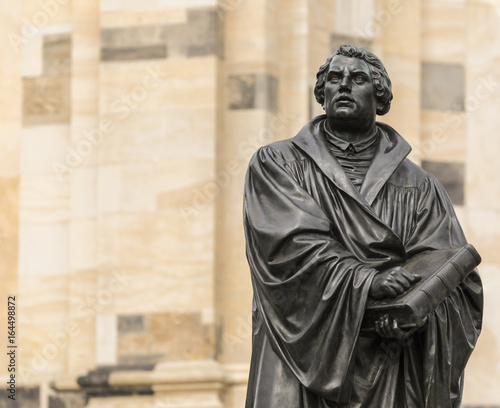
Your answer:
314;44;393;116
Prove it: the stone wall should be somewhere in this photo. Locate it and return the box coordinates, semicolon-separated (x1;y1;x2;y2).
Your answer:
0;0;499;407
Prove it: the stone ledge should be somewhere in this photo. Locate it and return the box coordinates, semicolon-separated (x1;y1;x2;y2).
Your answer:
51;360;248;393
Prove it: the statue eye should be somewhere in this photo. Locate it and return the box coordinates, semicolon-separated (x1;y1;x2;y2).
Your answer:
329;75;341;83
354;75;366;84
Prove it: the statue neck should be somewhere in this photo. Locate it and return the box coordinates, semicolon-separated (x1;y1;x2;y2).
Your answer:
326;119;377;145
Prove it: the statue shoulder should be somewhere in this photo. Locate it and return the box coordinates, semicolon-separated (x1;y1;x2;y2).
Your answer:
250;137;304;166
389;158;430;188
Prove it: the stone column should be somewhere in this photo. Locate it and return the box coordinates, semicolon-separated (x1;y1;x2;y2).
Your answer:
376;0;422;161
214;0;285;405
67;0;100;374
17;0;73;392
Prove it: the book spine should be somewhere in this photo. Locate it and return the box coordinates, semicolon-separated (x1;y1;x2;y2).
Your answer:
465;244;482;265
407;246;478;315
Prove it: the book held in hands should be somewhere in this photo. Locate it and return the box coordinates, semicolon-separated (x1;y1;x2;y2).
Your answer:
362;244;481;331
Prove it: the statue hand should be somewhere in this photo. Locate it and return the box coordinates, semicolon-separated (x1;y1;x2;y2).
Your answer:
369;266;421;300
375;314;415;340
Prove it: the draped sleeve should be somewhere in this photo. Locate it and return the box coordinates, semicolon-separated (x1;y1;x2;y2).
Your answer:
243;145;379;402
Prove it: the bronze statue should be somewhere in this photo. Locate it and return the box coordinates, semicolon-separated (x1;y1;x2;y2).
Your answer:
243;45;483;407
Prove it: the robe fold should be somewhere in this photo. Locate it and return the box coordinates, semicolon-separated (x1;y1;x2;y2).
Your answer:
243;115;483;408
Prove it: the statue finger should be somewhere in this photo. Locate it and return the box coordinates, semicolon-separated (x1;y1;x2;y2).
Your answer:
375;317;385;337
400;268;421;284
388;282;405;296
383;284;399;298
395;275;413;290
390;318;412;339
375;315;391;338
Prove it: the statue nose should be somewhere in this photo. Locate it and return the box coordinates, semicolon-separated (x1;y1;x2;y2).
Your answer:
339;77;351;91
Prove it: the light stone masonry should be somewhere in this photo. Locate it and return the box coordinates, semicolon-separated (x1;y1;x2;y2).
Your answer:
1;1;500;407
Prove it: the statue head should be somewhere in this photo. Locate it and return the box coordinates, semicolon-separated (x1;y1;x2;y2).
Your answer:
314;45;393;116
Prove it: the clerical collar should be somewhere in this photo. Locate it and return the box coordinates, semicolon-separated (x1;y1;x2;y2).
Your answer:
323;121;379;154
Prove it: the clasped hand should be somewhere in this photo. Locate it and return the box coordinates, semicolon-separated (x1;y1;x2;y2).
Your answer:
369;267;421;339
369;266;420;300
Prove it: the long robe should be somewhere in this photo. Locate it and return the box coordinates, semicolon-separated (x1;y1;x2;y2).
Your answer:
243;115;483;408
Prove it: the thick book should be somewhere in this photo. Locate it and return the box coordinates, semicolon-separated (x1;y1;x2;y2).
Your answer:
361;244;481;331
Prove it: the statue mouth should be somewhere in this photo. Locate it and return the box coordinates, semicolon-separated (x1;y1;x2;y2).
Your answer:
335;95;355;103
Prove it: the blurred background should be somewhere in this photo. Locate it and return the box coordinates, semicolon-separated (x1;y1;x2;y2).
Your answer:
0;0;499;407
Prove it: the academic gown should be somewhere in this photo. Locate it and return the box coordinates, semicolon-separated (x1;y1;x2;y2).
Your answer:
243;115;483;408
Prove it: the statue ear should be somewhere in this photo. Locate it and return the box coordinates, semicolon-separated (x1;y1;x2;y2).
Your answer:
376;102;385;115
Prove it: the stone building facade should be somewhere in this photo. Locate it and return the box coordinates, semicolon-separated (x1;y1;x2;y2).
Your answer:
0;0;499;407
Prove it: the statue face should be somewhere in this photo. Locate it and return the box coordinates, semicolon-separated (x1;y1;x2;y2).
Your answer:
323;55;377;126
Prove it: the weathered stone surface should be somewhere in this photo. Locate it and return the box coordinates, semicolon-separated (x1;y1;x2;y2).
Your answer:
0;387;39;408
227;74;255;109
43;33;72;75
117;312;215;362
118;315;146;334
118;353;165;365
101;45;167;62
100;7;221;61
422;160;465;205
48;393;86;408
421;62;465;111
185;8;221;57
77;366;154;399
101;24;166;48
22;76;71;125
255;73;278;111
228;73;277;110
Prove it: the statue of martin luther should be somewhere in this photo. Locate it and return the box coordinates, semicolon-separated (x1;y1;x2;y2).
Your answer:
243;45;483;407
